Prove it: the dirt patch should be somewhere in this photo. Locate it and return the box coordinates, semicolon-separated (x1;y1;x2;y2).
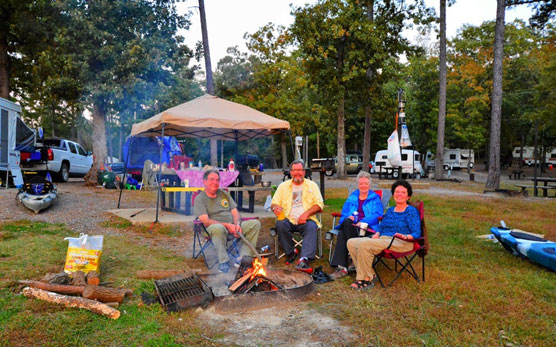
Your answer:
199;303;356;346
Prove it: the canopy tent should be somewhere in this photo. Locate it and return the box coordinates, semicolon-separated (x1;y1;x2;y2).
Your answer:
119;94;290;222
130;94;290;141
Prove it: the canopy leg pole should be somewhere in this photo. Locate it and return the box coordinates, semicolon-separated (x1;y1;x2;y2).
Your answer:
234;130;238;162
288;130;294;165
117;136;134;208
155;124;165;223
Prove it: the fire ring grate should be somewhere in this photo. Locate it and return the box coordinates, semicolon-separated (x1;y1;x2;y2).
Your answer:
155;273;214;312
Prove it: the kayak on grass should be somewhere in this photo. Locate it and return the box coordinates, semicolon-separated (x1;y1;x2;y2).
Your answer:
491;226;556;272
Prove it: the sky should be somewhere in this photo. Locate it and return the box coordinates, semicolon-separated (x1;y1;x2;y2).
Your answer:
177;0;534;69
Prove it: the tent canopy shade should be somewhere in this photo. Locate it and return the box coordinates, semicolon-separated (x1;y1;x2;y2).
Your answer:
130;94;290;141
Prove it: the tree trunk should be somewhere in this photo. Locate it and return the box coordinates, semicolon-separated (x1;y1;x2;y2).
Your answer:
0;33;9;99
336;92;346;178
92;100;108;170
485;0;505;190
435;0;447;180
362;105;372;173
22;287;120;319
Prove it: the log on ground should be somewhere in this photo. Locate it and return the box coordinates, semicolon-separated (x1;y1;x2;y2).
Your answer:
18;280;84;295
82;285;128;303
22;287;120;319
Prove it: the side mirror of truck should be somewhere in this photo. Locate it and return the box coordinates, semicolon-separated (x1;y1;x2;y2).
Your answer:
87;151;92;156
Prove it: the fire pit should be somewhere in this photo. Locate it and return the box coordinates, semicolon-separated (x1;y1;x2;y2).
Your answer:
154;273;213;312
198;266;313;311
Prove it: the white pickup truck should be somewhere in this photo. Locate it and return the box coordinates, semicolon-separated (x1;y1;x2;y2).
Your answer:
20;138;93;182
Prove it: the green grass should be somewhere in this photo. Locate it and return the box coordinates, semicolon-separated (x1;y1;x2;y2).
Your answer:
1;189;556;345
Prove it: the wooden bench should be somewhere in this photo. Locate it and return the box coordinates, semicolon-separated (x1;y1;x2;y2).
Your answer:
160;187;204;215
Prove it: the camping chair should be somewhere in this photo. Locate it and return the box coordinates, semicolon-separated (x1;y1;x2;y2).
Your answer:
372;200;429;288
192;218;242;270
270;213;323;260
325;189;391;263
192;216;259;269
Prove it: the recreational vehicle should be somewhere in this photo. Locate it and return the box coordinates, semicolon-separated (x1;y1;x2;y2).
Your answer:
0;97;33;187
443;148;474;170
512;146;556;166
373;149;424;178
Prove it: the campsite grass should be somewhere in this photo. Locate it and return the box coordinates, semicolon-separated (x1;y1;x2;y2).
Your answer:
1;186;556;345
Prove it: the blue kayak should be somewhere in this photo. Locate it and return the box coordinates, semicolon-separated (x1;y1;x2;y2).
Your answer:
490;227;556;272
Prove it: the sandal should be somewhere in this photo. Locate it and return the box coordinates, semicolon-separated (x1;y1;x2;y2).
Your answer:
350;277;376;290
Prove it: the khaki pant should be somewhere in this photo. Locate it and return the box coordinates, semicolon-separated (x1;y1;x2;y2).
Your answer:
206;219;260;264
347;236;414;281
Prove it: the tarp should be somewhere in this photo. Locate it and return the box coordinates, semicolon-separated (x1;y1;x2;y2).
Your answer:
130;94;290;141
122;136;181;170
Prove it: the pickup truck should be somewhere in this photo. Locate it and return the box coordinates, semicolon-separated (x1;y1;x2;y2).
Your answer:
20;138;93;182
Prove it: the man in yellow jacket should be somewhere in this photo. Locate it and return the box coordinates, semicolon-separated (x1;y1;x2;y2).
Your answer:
271;160;324;273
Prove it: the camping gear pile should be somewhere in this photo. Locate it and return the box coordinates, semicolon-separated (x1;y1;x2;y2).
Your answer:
16;176;57;214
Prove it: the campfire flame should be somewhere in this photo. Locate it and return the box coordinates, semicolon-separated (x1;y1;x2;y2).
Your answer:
250;258;267;280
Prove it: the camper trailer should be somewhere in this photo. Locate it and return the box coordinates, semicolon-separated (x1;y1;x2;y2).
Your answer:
512;146;555;166
373;149;424;178
443;148;474;170
0;97;33;187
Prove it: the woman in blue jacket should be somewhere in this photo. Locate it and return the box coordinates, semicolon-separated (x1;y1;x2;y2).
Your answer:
330;171;383;279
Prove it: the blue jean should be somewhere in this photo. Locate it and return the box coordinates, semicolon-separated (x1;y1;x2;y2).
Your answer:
276;218;317;260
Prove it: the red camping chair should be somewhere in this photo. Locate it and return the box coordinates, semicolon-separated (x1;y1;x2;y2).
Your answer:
372;200;429;288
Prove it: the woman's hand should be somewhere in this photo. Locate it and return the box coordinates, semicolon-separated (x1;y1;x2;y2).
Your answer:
348;216;354;221
394;233;413;241
372;232;380;239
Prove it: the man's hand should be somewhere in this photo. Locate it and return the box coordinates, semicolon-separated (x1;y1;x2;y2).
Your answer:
297;212;310;225
272;205;283;218
226;223;241;237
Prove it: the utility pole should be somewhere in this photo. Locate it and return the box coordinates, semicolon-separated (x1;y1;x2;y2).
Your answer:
198;0;218;166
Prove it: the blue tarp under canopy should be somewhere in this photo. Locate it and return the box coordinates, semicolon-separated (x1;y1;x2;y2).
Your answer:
122;136;181;170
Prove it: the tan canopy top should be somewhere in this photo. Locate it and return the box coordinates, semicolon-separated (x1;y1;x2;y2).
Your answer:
130;94;290;141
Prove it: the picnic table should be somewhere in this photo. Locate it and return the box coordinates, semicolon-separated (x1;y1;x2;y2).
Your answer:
515;177;556;197
377;165;402;180
160;185;272;215
509;169;524;180
531;177;556;197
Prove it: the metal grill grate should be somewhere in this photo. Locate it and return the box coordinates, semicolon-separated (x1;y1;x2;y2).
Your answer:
154;273;213;312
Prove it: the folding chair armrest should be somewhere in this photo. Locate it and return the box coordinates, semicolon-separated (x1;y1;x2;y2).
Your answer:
331;212;342;217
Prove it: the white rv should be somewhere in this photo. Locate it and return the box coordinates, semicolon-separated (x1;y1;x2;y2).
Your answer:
512;146;556;166
0;97;31;187
443;148;474;170
373;149;424;178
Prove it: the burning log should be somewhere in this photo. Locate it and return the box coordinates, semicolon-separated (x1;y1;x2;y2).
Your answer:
18;280;85;295
22;287;120;319
228;257;282;294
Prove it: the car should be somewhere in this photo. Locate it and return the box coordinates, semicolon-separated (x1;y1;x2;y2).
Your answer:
324;152;363;176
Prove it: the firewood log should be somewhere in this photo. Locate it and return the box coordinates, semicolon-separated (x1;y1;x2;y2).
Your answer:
86;271;100;286
22;287;120;319
135;270;186;279
70;271;87;286
82;285;127;304
18;280;85;295
40;272;70;285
